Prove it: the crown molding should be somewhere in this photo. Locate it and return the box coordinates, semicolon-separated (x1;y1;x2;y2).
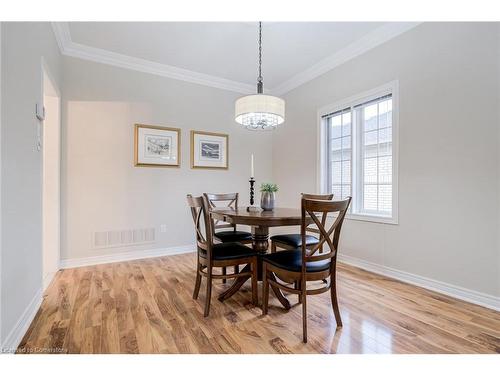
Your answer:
51;22;421;96
272;22;421;95
51;22;255;94
51;22;72;53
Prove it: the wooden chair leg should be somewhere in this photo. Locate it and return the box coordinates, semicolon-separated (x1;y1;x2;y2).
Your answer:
302;278;308;343
193;263;202;300
297;280;302;304
330;279;342;327
251;260;258;306
234;265;239;275
262;263;269;315
271;241;277;253
204;274;212;317
222;267;227;284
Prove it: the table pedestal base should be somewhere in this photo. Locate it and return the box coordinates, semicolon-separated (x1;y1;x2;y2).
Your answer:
218;225;291;310
251;226;269;253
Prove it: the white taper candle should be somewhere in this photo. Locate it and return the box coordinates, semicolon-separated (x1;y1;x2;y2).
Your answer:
251;154;254;178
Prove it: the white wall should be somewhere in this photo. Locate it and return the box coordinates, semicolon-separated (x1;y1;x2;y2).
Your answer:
42;88;61;290
272;23;500;298
0;21;3;346
497;23;500;302
61;57;273;262
498;24;500;298
1;22;62;346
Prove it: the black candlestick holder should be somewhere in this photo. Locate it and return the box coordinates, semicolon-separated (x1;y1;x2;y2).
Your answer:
249;177;255;205
247;177;259;212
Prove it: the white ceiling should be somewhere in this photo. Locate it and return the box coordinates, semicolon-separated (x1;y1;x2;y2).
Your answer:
54;22;419;94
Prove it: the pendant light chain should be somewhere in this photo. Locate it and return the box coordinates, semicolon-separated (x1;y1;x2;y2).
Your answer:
257;21;263;94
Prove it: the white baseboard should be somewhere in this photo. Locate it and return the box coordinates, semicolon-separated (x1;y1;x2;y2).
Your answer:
1;287;43;352
43;271;57;291
59;244;196;269
338;253;500;312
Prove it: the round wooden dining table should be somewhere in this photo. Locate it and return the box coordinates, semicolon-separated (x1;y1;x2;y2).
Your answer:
210;207;312;309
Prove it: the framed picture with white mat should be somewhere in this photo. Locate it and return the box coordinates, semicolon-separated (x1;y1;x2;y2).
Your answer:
134;124;181;167
190;130;228;170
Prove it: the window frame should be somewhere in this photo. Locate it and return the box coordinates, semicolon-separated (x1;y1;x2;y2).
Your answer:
317;81;399;225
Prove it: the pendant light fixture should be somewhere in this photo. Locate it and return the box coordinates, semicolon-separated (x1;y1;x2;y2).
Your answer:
235;22;285;130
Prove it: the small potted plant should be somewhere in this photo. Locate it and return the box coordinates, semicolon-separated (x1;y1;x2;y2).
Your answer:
260;183;279;211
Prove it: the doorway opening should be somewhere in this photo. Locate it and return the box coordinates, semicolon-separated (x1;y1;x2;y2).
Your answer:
42;64;61;291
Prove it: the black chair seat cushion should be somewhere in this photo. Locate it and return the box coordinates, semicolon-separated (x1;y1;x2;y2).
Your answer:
201;242;256;261
262;249;330;273
270;233;319;247
214;230;252;243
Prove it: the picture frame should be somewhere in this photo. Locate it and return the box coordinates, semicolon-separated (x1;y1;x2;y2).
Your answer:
134;124;181;167
190;130;228;169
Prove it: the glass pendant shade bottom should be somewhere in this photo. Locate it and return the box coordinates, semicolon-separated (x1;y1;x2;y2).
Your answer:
235;94;285;130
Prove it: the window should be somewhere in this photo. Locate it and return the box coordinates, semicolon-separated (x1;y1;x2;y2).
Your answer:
319;82;398;224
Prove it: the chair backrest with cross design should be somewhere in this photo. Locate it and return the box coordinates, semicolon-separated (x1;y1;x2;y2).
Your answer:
300;196;351;273
187;194;214;259
203;192;239;234
301;193;333;248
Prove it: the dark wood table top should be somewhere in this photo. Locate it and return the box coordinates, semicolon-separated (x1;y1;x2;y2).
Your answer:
210;207;307;227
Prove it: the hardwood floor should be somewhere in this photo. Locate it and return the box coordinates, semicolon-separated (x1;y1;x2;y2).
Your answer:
17;253;500;354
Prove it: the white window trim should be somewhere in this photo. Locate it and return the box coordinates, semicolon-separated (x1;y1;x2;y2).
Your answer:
317;80;399;225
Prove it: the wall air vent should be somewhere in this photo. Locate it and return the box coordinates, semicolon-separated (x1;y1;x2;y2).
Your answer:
92;227;155;249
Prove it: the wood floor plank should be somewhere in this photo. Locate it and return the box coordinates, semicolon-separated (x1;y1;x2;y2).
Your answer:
47;319;70;353
63;270;92;353
17;253;500;354
100;289;120;353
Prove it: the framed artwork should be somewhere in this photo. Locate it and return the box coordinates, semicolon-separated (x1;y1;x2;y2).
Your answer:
190;130;228;169
134;124;181;167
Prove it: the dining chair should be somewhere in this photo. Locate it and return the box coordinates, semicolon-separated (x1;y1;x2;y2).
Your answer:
261;196;351;343
187;194;258;317
270;193;333;253
204;192;253;283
